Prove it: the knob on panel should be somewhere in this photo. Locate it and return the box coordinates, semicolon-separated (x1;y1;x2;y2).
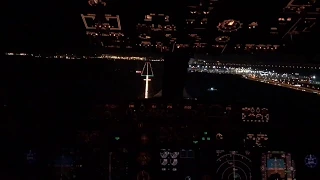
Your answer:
140;134;149;144
137;152;151;166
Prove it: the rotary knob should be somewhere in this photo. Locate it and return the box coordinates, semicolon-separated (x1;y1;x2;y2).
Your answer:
137;152;151;165
140;104;145;112
217;19;242;32
138;122;143;128
215;36;230;43
216;133;223;140
140;134;149;144
105;110;112;119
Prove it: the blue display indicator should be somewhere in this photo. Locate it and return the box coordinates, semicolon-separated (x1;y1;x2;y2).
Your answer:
267;159;285;169
54;156;74;167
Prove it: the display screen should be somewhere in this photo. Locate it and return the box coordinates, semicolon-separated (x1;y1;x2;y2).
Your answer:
215;150;253;180
261;151;296;180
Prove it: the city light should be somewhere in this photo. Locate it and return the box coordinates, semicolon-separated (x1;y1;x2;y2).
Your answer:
189;59;320;95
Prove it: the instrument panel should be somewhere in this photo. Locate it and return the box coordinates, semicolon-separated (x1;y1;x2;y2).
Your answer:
25;148;310;180
77;0;319;54
22;101;319;179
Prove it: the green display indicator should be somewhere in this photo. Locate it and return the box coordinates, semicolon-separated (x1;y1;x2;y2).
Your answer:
193;141;198;144
115;137;120;140
202;132;211;140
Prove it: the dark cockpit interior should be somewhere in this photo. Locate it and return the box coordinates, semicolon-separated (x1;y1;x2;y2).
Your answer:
3;0;320;179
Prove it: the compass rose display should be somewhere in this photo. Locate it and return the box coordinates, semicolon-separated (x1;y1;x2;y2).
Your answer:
216;151;252;180
305;154;317;168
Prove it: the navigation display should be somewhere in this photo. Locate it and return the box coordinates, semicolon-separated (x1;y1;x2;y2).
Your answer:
261;151;296;180
216;150;253;180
